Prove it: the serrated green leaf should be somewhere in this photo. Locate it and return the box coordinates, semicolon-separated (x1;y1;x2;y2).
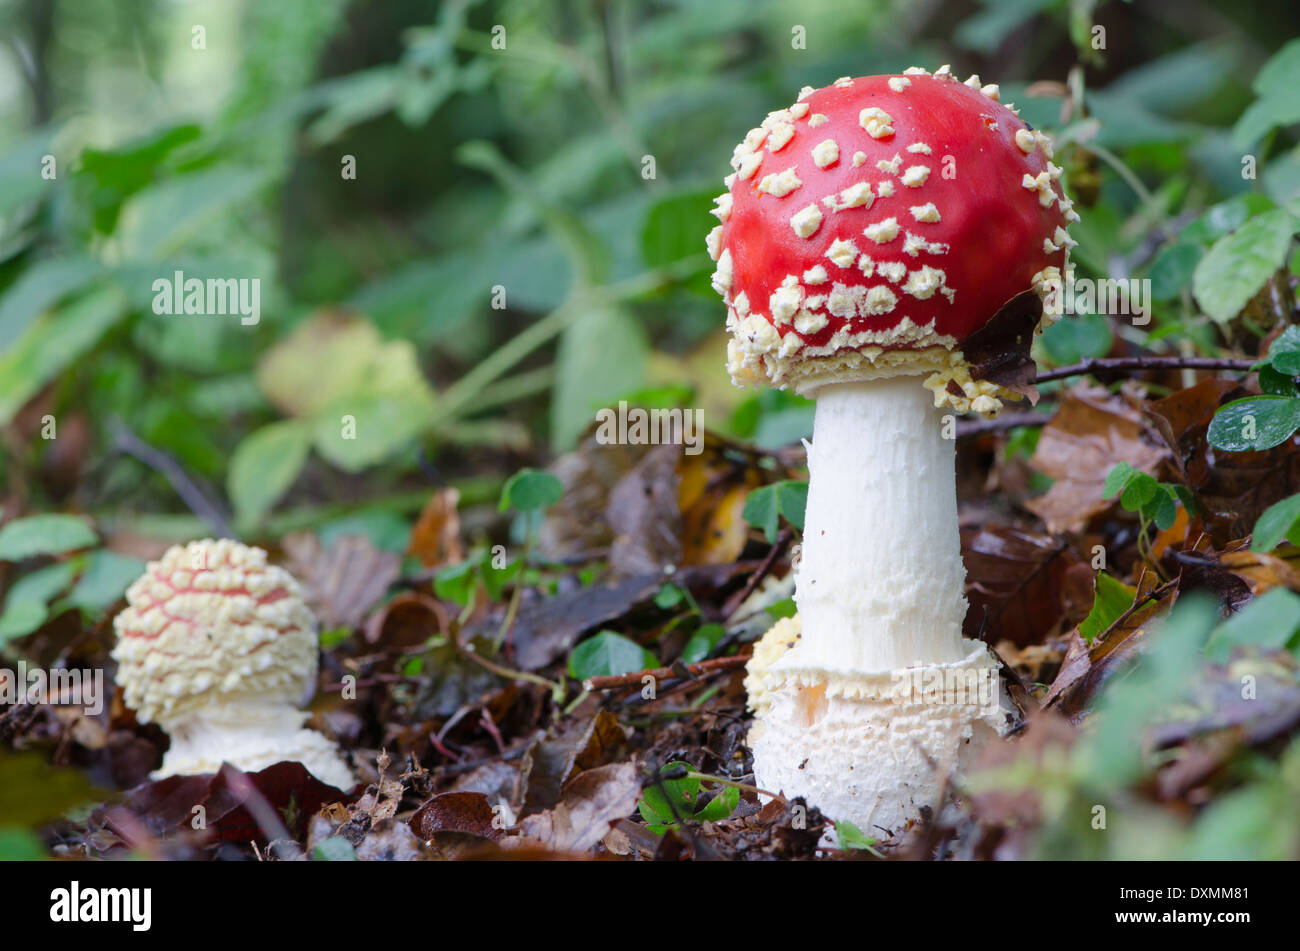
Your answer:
1193;209;1297;323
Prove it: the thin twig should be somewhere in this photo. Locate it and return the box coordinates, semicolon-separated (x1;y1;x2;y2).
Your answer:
720;529;790;619
1033;355;1255;384
584;653;749;692
109;417;233;537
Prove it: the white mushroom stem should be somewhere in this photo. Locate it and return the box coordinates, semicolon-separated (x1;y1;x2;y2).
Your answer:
155;702;355;791
796;375;970;672
747;374;1010;836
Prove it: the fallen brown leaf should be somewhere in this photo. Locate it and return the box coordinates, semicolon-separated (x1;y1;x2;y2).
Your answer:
1025;382;1168;534
516;761;642;854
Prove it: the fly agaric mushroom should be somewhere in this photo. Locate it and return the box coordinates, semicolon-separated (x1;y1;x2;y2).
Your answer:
112;538;354;790
714;69;1077;834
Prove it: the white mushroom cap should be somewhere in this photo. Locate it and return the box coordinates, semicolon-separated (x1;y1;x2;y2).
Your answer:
112;539;319;728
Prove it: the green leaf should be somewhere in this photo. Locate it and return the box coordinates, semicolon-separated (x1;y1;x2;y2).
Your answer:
568;630;656;681
0;603;48;645
433;559;478;607
1204;588;1300;663
1207;396;1300;452
1146;243;1202;300
311;390;432;472
0;752;104;827
1257;364;1298;397
1233;39;1300;149
681;623;727;665
118;165;271;258
1144;487;1179;531
641;188;716;268
1267;326;1300;377
0;516;97;561
1251;493;1300;553
67;550;147;612
833;820;877;851
742;480;809;543
695;784;740;823
1192;209;1297;323
4;560;79;606
311;837;358;861
479;556;522;602
0;256;103;350
0;286;128;426
1041;314;1114;364
0;126;59;219
1102;461;1138;499
1079;572;1137;644
499;468;563;513
1182;194;1276;245
1119;472;1159;512
228;420;311;527
0;560;78;644
550;304;649;451
0;827;46;861
654;583;685;610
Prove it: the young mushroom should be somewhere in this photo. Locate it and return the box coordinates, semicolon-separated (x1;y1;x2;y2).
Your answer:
112;538;354;790
714;69;1077;834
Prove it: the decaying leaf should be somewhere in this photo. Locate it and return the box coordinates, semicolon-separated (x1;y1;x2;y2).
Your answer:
516;761;641;854
410;791;503;841
407;488;465;569
1025;382;1168;534
283;531;401;631
522;709;630;813
961;525;1087;646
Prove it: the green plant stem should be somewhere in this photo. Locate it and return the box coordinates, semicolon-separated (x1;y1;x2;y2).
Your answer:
1086;143;1168;231
683;770;783;802
459;641;563;697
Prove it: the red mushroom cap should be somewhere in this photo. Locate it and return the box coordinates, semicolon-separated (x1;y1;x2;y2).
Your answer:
710;69;1077;403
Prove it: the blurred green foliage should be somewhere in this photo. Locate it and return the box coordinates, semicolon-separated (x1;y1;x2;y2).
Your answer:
0;0;1297;542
